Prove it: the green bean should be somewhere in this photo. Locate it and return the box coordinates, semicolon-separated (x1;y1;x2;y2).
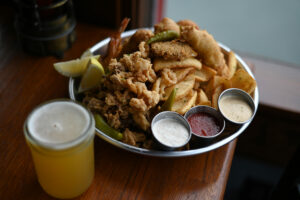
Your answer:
147;30;179;44
94;114;123;141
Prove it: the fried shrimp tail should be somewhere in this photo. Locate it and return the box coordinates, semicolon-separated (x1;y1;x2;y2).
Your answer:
103;18;130;67
118;18;130;34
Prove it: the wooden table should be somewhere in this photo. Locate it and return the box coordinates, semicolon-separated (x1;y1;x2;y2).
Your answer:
0;7;236;200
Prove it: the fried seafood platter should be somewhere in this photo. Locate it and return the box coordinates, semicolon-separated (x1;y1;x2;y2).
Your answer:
68;18;258;156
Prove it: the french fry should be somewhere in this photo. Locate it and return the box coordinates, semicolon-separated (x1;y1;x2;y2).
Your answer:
172;90;197;114
193;81;200;90
212;85;223;109
162;73;195;100
196;89;211;106
153;57;202;71
152;77;161;93
205;75;230;99
227;51;237;79
173;67;194;82
230;68;256;94
162;84;175;100
194;65;217;82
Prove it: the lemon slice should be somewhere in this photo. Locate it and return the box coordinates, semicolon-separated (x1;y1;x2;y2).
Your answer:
81;49;93;58
78;57;105;93
54;55;100;77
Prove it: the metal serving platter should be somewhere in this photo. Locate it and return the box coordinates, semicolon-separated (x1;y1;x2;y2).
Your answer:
69;29;259;157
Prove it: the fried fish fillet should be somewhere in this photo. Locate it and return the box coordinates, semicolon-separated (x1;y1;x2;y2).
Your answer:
154;17;180;35
151;40;197;60
177;19;200;30
181;26;226;70
153;57;202;71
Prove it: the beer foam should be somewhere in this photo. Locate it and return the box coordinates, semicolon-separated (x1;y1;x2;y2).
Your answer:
28;101;90;144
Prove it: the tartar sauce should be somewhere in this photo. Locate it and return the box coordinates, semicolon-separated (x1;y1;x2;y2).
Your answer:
152;118;189;147
219;95;253;123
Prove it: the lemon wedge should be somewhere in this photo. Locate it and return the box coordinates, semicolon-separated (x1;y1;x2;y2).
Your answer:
80;49;93;58
54;55;100;77
78;57;105;93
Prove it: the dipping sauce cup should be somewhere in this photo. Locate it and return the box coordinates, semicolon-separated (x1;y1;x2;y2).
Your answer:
151;111;191;150
24;99;95;199
184;106;225;144
218;88;255;125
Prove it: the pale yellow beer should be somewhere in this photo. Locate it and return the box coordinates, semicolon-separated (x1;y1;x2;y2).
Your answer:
24;100;95;199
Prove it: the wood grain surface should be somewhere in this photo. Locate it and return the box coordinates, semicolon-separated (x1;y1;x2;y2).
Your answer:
0;6;236;200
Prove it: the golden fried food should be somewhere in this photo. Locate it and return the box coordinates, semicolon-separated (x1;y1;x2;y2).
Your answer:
152;77;161;93
180;26;227;73
230;69;256;94
162;73;195;101
120;52;156;83
82;17;257;148
196;89;211;106
132;112;150;131
195;65;217;82
212;85;224;109
123;128;146;146
138;41;150;58
151;40;197;60
205;75;230;99
121;29;153;55
177;19;200;30
153;57;202;71
103;18;130;66
173;67;194;82
226;51;238;79
161;68;177;87
172;89;197;114
153;67;194;99
154;17;180;35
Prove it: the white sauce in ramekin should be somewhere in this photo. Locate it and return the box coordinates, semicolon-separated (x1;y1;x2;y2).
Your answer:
219;95;253;123
152;118;189;147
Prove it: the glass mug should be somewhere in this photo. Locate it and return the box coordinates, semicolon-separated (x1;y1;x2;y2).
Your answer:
24;99;95;199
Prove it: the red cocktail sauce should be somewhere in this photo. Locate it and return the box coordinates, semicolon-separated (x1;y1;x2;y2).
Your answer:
187;113;221;137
